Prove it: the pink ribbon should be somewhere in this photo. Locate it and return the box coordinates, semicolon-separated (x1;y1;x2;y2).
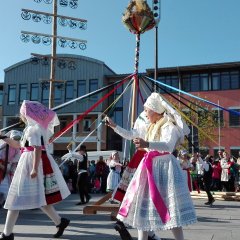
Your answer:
21;146;45;153
119;151;171;224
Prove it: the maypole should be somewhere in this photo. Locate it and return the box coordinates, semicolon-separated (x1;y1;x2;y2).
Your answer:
122;0;156;126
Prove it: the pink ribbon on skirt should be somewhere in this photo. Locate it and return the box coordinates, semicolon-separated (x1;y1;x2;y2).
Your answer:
118;150;171;224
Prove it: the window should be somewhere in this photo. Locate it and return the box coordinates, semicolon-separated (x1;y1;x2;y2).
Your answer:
65;81;74;101
212;73;220;90
54;83;63;103
77;80;86;97
171;76;179;90
114;111;123;127
212;109;224;127
230;149;240;159
190;74;200;92
229;109;240;127
59;117;67;130
30;83;39;101
8;85;16;105
158;76;166;93
221;72;230;90
115;85;123;108
230;71;240;89
200;74;209;91
19;84;27;103
42;82;49;104
89;79;98;99
182;75;190;92
0;90;3;106
83;119;91;132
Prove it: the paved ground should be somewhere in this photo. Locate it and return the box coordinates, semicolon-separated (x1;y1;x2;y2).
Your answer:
1;193;240;240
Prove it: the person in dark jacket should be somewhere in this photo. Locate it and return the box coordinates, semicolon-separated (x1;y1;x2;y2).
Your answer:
75;145;91;205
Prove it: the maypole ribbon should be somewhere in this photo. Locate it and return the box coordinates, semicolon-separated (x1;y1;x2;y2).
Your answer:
141;77;219;145
59;79;135;167
145;76;240;117
52;79;125;111
50;73;135;143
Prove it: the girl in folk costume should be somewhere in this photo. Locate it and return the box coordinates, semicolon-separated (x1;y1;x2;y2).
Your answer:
0;130;22;205
106;112;161;240
106;151;122;192
178;150;193;192
115;93;196;240
0;100;70;240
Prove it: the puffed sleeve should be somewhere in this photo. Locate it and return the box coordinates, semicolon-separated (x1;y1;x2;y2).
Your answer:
114;125;140;140
148;123;181;153
27;126;42;147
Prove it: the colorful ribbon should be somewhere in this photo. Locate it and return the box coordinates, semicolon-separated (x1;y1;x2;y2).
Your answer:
145;76;240;117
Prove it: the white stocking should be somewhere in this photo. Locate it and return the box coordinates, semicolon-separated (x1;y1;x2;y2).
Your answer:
41;205;61;226
3;210;19;236
171;227;184;240
138;230;148;240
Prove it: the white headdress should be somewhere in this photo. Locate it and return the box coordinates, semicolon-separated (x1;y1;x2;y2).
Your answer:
144;92;190;143
144;92;165;114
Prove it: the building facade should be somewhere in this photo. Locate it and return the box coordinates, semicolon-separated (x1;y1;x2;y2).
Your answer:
3;54;116;156
2;56;240;158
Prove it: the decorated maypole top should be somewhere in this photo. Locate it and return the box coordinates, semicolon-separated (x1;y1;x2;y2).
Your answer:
122;0;156;35
122;0;156;126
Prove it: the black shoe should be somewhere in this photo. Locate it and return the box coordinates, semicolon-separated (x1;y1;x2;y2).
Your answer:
0;233;14;240
205;198;215;205
114;220;133;240
86;195;91;203
76;202;86;205
148;233;161;240
53;218;70;238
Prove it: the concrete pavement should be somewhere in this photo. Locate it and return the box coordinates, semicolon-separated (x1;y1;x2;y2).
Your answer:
1;193;240;240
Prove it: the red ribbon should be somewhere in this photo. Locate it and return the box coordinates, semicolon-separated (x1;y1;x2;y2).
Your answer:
50;73;135;143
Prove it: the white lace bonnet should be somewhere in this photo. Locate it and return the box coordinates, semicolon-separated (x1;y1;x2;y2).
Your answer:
144;92;190;142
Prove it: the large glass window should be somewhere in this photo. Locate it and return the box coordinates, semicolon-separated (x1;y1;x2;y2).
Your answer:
30;83;39;101
8;85;16;105
212;109;224;127
230;149;240;158
89;79;98;99
0;90;3;106
77;80;86;97
65;81;74;101
229;108;240;127
212;73;220;90
191;74;200;92
54;83;63;103
42;82;49;104
158;76;166;93
230;71;240;89
19;84;27;103
200;74;209;91
114;111;123;127
83;118;91;132
115;85;123;108
182;75;190;92
221;72;230;90
171;76;179;90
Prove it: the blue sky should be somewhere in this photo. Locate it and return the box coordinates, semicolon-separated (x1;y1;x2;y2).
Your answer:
0;0;240;81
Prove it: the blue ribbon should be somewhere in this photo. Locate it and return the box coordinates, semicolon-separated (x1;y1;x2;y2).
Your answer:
145;76;240;117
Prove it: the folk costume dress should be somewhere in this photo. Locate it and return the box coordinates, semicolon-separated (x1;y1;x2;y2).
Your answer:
0;131;22;201
107;158;122;192
4;101;70;210
117;115;197;230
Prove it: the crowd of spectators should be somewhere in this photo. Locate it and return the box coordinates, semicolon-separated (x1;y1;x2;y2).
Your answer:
178;150;240;193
